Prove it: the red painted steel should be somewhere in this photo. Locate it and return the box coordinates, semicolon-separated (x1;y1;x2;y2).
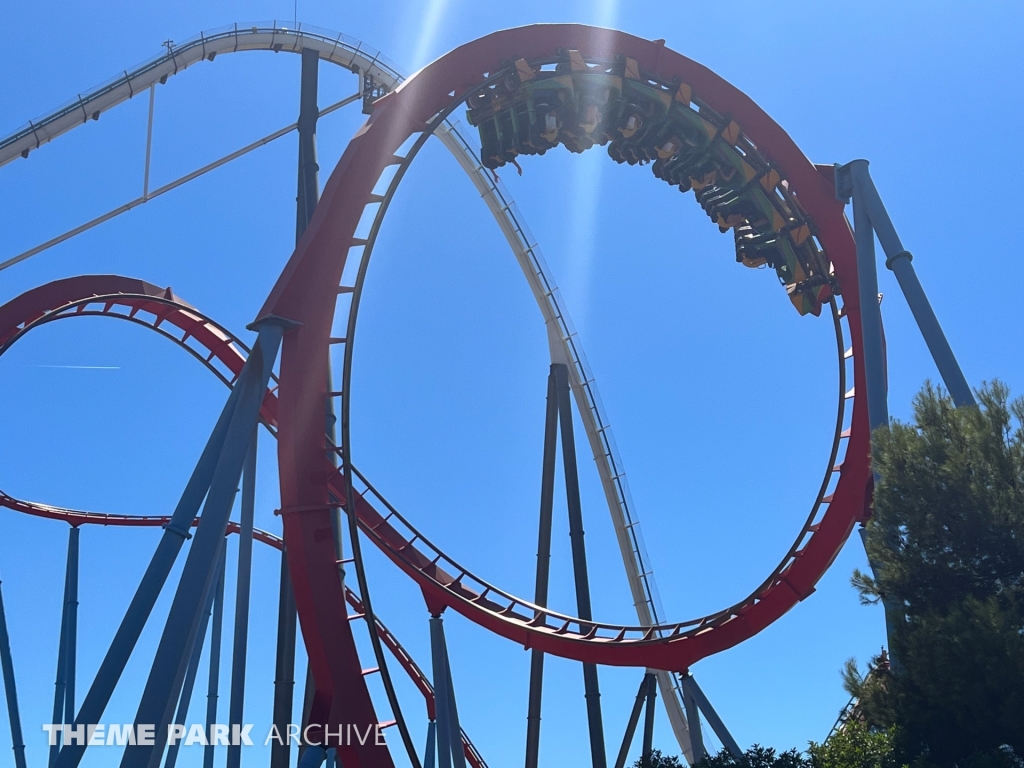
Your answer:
0;276;496;767
256;23;870;722
1;26;874;766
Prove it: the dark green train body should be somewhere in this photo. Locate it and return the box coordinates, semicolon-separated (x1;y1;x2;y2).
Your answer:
465;52;837;316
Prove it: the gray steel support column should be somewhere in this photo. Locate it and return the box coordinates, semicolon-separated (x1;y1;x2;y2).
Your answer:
553;363;607;768
227;428;258;768
295;48;321;242
119;320;287;768
681;676;740;758
847;160;890;435
525;368;559;768
271;551;297;768
424;721;437;768
50;530;75;767
613;675;652;768
165;545;221;768
56;372;247;768
850;164;975;407
298;665;315;761
641;675;657;766
681;677;705;764
429;616;453;768
0;570;27;768
64;526;80;725
296;746;326;768
438;623;467;768
204;554;226;768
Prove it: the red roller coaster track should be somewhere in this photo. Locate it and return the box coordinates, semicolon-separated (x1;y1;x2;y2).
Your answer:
0;25;873;768
256;25;870;750
0;275;489;768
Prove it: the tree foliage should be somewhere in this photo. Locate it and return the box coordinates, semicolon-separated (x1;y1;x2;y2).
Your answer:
852;382;1024;762
696;745;810;768
633;748;686;768
808;722;899;768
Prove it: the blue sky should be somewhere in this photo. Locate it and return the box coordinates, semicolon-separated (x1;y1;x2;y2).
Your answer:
1;1;1022;767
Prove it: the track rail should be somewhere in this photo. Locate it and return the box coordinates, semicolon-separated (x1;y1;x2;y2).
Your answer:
260;24;871;674
0;24;671;675
0;275;489;768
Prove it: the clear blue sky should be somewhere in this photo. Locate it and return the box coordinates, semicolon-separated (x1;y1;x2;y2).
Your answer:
0;1;1022;767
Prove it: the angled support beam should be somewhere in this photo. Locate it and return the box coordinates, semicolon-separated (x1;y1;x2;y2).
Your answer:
440;625;466;768
55;363;249;768
641;674;657;766
838;160;975;411
227;429;258;768
165;544;222;768
680;675;740;758
681;676;705;764
524;367;559;768
613;674;654;768
204;553;225;768
117;318;288;768
553;363;607;768
0;569;27;768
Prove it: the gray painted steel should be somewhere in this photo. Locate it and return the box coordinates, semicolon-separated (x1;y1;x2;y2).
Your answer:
424;721;437;768
204;553;225;768
682;679;705;763
50;528;77;767
0;25;726;761
65;527;79;725
681;675;741;757
430;617;454;768
440;623;467;768
0;570;27;768
165;555;220;768
853;165;975;407
642;675;657;765
849;160;890;434
271;553;298;768
554;363;607;768
227;430;258;768
525;367;560;768
613;674;654;768
118;320;286;768
55;376;246;768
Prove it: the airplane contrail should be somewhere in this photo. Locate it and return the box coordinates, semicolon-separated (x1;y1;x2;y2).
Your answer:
30;365;121;370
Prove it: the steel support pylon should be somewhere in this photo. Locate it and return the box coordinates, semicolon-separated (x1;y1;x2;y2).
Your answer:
0;566;27;768
113;319;288;768
836;159;976;665
523;364;607;768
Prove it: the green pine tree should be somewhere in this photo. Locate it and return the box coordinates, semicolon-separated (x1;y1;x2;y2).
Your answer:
851;382;1024;762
